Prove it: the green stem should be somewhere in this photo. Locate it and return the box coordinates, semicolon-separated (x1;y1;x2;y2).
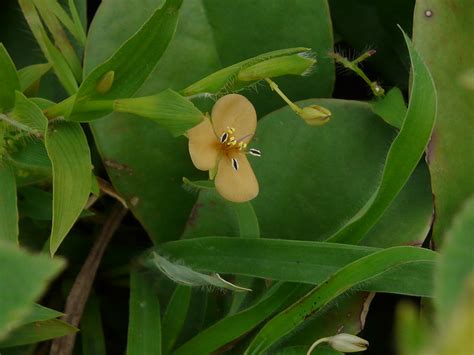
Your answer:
306;337;330;355
44;97;115;119
264;78;302;114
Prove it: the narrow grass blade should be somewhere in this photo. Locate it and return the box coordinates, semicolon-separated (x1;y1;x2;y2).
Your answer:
327;30;436;244
0;319;77;348
126;271;162;355
158;237;436;297
0;44;20;111
173;282;309;355
18;63;52;92
245;246;437;354
162;285;192;355
81;295;106;355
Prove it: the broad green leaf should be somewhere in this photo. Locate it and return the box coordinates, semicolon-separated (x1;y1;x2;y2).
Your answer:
198;0;334;115
149;252;251;292
329;0;414;89
0;241;64;340
17;63;51;92
126;271;162;355
327;31;436;244
0;44;20;112
0;162;18;244
162;285;191;355
87;0;334;244
371;87;407;128
0;319;77;348
9;140;50;170
435;196;474;325
159;237;436;297
69;0;183;121
45;120;91;255
247;98;433;246
245;246;437;354
413;0;474;248
173;282;309;355
81;295;106;355
11;91;48;132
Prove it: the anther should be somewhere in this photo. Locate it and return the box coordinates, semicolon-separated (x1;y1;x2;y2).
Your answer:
231;158;239;171
249;148;261;157
220;132;228;143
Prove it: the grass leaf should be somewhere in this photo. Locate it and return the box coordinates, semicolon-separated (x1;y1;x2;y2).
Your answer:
327;30;436;244
126;271;162;355
159;237;436;297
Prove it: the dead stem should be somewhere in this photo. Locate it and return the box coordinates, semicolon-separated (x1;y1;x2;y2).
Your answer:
50;203;128;355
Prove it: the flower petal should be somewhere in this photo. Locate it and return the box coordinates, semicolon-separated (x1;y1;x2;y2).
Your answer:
211;94;257;143
188;117;219;171
215;152;259;202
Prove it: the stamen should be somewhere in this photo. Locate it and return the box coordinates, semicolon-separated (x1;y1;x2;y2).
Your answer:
231;158;239;171
220;132;228;143
237;133;253;142
249;148;261;157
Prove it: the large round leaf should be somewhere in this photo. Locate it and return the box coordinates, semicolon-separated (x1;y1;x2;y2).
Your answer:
185;99;433;247
86;0;335;243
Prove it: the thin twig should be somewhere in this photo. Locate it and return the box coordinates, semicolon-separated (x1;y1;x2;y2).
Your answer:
50;203;128;355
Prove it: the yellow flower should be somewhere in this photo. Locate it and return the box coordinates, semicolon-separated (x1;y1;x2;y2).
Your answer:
187;94;260;203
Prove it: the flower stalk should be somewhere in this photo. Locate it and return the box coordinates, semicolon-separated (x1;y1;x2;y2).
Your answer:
265;77;331;126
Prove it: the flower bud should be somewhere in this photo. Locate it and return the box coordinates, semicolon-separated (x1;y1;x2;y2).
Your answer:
113;89;204;137
327;333;369;353
299;105;331;126
95;70;115;94
182;47;312;97
237;53;316;81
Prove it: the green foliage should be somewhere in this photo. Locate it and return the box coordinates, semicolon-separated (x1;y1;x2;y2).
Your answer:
69;0;184;121
0;242;64;340
0;162;18;244
327;32;436;244
0;0;471;353
45;120;91;255
435;196;474;324
159;237;436;297
413;0;474;248
127;271;162;355
371;87;407;128
245;246;437;354
17;63;51;92
0;44;20;111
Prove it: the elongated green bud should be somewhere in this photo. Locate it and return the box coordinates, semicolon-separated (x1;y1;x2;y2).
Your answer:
182;47;311;97
114;89;204;137
237;53;315;81
95;70;115;94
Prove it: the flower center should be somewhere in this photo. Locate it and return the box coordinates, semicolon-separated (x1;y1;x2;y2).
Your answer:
218;127;261;171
